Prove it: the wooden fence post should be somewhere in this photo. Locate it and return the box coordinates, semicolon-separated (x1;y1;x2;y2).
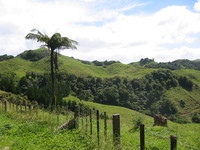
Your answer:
104;112;107;137
0;100;3;112
9;101;11;111
96;110;100;145
113;114;120;145
35;104;38;118
57;105;60;126
140;124;145;150
90;109;92;135
20;103;22;112
42;104;45;121
65;105;68;120
16;103;19;113
12;102;15;112
24;101;27;112
74;105;80;129
4;100;7;112
170;135;177;150
85;107;88;133
0;100;2;112
28;104;32;115
81;106;84;127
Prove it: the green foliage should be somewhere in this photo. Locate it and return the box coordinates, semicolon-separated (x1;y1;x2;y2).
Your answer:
139;58;155;66
0;112;90;150
17;48;50;62
159;99;177;115
0;49;200;123
0;54;14;62
168;114;190;123
192;112;200;123
130;115;144;131
77;59;120;66
16;72;71;105
1;92;199;150
178;76;193;91
63;98;200;150
92;60;120;66
0;49;157;80
0;72;16;93
1;68;199;122
144;59;200;70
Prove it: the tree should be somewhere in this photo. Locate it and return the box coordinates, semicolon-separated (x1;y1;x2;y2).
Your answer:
25;29;78;111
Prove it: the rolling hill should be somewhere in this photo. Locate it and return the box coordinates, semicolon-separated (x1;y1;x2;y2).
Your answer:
0;49;200;123
1;91;199;150
0;48;157;79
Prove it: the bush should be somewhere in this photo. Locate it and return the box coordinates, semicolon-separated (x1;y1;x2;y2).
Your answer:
169;115;190;123
130;115;144;132
192;112;200;123
175;118;190;123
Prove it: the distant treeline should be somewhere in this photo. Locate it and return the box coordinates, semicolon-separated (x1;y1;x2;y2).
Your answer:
0;49;50;62
0;54;14;62
132;58;200;70
1;51;199;70
75;59;120;66
17;49;50;62
0;70;199;123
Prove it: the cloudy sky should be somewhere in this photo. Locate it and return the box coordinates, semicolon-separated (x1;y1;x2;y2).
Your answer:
0;0;200;63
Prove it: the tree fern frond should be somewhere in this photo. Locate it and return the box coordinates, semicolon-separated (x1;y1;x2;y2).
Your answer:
25;33;40;40
60;37;79;50
25;29;50;44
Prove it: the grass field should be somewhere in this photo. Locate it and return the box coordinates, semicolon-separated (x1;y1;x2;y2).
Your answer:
0;101;92;150
0;96;199;150
0;49;200;149
0;49;156;79
64;96;200;150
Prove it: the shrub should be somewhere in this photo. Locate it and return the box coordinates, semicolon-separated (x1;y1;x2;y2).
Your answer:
129;115;144;132
192;112;200;123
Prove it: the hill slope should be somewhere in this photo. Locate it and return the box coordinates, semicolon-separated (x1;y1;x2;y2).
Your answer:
0;49;156;79
63;96;200;150
0;91;199;150
0;49;200;123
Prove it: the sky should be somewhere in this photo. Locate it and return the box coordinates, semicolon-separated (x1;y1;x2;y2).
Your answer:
0;0;200;63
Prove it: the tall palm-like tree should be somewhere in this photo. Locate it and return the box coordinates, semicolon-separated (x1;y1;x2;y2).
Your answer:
25;29;78;111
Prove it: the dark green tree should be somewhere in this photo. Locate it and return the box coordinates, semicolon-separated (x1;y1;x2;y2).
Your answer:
25;29;78;111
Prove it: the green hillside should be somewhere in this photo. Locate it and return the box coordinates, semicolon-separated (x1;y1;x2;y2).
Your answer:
0;91;199;150
63;96;200;149
0;49;200;123
0;49;156;79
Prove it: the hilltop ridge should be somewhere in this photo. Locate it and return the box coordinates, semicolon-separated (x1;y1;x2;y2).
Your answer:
0;49;200;123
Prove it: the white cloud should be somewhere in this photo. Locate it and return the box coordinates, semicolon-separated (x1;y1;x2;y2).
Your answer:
0;0;200;63
194;0;200;11
62;5;200;63
0;0;88;54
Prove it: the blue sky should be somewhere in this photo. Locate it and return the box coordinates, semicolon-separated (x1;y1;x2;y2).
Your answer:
0;0;200;63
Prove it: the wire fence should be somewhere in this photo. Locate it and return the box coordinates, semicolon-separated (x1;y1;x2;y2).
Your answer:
0;99;199;150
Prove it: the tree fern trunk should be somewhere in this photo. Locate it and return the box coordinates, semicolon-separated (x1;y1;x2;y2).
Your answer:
50;49;56;112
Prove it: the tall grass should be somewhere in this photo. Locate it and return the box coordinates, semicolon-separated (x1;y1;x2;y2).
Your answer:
63;97;200;150
0;99;199;150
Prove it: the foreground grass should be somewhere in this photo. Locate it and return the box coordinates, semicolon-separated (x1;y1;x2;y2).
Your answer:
64;96;200;150
0;109;92;150
0;97;199;150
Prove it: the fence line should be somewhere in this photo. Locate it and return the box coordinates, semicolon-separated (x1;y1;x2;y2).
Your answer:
1;99;198;150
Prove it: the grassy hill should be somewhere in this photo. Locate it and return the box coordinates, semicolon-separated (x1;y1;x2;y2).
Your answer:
0;48;156;79
0;91;199;150
0;49;200;123
64;96;200;149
